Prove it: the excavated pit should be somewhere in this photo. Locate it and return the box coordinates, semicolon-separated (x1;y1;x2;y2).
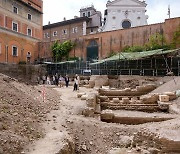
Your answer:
73;75;180;153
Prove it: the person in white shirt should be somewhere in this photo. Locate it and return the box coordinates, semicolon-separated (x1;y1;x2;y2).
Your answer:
73;76;78;91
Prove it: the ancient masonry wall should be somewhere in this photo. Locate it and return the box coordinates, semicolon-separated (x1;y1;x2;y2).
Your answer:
0;63;46;83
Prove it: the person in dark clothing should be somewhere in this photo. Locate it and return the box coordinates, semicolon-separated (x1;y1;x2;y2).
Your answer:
64;75;70;87
42;75;46;84
55;73;59;86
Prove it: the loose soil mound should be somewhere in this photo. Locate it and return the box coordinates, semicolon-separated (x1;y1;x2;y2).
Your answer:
0;74;60;154
151;76;180;93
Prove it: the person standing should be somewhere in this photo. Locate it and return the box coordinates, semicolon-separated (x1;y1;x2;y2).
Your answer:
55;73;59;86
75;74;80;90
42;75;46;84
64;75;70;87
47;75;51;85
52;75;56;85
73;76;78;91
59;75;64;88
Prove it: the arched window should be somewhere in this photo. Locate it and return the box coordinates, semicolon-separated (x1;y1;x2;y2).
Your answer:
122;20;131;29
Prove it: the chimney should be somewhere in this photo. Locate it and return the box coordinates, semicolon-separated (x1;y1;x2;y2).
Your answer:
48;21;50;25
63;17;66;21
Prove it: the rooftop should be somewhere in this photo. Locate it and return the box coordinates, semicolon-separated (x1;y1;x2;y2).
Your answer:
43;17;90;30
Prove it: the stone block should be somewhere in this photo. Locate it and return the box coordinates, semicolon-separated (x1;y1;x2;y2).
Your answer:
95;104;101;113
124;88;131;92
77;92;86;98
81;95;88;100
158;101;170;110
163;92;177;101
136;84;156;93
84;79;89;84
101;110;114;120
159;95;169;102
113;98;120;103
102;86;109;89
141;94;159;104
89;80;95;88
82;107;94;117
122;97;130;104
131;97;138;101
93;114;101;120
99;96;109;102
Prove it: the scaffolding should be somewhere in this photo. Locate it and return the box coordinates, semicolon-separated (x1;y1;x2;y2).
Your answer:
46;57;180;76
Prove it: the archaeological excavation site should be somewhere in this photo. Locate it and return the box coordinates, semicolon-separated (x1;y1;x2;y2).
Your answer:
1;66;180;154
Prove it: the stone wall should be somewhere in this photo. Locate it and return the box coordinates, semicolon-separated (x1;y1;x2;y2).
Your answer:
0;63;46;84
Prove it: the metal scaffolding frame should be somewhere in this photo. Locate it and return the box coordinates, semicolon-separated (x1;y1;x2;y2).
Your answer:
46;57;180;76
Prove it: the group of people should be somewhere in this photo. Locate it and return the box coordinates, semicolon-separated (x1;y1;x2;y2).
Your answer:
40;74;80;91
41;74;70;88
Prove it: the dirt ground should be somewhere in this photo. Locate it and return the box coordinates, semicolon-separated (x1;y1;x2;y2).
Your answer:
0;74;180;154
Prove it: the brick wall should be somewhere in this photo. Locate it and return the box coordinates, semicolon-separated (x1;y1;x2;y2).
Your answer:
21;0;43;13
40;17;180;61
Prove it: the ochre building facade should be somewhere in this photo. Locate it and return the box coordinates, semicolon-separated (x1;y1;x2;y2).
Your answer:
0;0;43;64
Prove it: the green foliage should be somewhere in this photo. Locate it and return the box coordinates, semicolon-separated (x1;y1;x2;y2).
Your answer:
108;51;116;57
68;56;79;61
122;45;131;52
123;46;144;53
122;33;172;53
171;26;180;49
145;33;168;51
18;61;26;65
51;40;75;62
51;41;60;62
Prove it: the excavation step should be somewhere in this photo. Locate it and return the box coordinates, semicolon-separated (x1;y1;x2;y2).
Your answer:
101;110;176;125
101;102;161;112
134;128;180;153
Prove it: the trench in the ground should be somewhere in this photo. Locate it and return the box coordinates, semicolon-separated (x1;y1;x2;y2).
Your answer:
101;116;174;125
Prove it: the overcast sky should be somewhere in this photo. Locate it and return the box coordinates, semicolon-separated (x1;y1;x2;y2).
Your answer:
43;0;180;26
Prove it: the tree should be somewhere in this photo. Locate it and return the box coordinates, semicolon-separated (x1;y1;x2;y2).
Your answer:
51;41;60;62
51;40;75;62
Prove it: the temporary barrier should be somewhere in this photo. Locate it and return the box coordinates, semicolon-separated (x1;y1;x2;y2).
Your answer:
46;57;180;76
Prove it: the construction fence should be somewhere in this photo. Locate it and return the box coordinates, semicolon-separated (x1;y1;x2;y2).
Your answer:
46;57;180;76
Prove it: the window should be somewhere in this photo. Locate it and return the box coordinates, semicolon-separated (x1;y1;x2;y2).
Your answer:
53;31;57;36
27;13;32;20
62;29;67;34
44;33;49;38
12;22;18;32
122;20;131;29
27;28;32;36
88;11;91;17
12;46;18;56
83;13;86;17
13;6;18;14
72;27;78;33
27;51;31;58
